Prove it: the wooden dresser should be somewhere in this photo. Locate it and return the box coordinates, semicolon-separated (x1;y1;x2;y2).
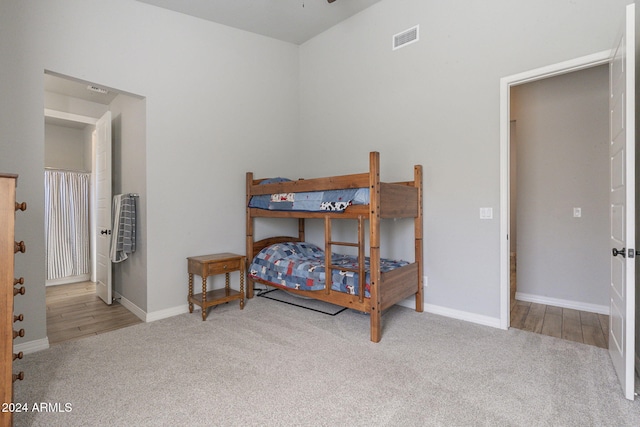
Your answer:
0;174;26;427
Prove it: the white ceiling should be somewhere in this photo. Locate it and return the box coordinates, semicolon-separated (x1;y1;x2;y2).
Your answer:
135;0;383;45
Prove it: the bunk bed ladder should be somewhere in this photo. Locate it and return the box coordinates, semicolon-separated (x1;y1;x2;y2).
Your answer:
323;215;366;303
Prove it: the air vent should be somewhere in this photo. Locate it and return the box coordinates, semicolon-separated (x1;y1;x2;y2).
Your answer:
87;85;109;94
393;25;419;51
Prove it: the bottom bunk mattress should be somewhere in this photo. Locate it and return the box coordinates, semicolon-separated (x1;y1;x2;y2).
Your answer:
249;241;409;298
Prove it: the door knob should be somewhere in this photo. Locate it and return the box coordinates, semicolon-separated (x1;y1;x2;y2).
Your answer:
100;229;111;235
612;247;626;257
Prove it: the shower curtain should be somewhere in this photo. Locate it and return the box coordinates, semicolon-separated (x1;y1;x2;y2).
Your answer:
44;170;91;281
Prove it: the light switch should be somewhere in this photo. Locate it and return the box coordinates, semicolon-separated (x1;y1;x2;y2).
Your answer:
573;207;581;218
480;207;493;219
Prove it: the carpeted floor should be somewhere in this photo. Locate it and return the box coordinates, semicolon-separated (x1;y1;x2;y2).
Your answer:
12;297;640;426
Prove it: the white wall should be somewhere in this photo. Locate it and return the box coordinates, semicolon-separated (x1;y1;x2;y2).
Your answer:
0;0;299;346
44;123;87;171
511;65;610;310
299;0;630;322
110;93;147;311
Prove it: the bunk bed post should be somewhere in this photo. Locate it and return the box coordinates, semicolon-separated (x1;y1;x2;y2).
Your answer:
357;215;365;304
369;151;382;342
414;165;424;312
246;172;255;299
324;217;332;295
298;218;305;242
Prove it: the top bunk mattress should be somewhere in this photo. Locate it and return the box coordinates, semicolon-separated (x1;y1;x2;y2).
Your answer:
249;241;409;298
248;177;369;213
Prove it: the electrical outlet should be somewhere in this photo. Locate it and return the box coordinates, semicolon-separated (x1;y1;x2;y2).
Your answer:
573;207;581;218
423;276;428;287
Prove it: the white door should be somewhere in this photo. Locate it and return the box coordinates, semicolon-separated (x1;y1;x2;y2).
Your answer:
609;3;635;401
95;111;112;305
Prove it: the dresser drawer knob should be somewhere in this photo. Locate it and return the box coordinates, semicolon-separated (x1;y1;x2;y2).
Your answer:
14;277;24;286
13;329;25;339
14;314;23;322
15;201;27;211
14;286;25;296
13;351;23;361
12;372;24;382
14;241;25;253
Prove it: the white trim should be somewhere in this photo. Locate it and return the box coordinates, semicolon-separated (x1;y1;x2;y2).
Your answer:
424;303;501;329
145;304;190;322
14;337;50;355
113;291;147;322
44;108;98;125
45;274;91;287
499;50;612;330
515;292;609;315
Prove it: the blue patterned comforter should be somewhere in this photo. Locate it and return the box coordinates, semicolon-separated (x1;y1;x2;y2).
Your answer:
248;177;369;212
249;242;409;298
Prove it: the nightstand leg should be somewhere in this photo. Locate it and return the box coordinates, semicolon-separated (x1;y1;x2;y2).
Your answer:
240;268;245;309
188;273;194;313
202;275;208;321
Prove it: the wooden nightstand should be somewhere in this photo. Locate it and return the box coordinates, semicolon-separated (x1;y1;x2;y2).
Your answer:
187;253;245;320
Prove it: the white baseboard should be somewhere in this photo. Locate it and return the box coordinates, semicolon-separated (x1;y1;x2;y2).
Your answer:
423;303;502;329
145;304;191;322
113;292;147;322
389;293;503;330
113;292;191;323
515;291;609;315
46;274;90;287
14;337;50;355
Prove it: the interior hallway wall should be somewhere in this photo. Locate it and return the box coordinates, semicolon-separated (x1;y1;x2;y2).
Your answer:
110;93;147;312
510;65;610;310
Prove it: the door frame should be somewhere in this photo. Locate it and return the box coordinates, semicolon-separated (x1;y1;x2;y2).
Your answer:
44;108;99;284
499;50;612;329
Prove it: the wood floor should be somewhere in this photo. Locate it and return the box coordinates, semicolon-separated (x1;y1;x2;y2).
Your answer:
46;281;142;345
509;254;609;349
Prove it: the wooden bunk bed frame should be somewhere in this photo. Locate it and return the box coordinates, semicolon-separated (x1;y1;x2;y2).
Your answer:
246;151;423;342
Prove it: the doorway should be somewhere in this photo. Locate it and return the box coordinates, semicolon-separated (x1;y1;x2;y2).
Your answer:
499;50;612;329
43;72;146;343
508;64;610;348
44;118;95;286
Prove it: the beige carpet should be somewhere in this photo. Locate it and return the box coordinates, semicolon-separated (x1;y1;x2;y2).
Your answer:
13;297;640;426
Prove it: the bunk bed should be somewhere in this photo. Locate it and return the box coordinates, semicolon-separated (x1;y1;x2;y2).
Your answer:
246;151;423;342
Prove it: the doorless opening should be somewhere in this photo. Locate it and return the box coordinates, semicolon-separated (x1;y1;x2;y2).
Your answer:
499;50;612;329
43;70;148;344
